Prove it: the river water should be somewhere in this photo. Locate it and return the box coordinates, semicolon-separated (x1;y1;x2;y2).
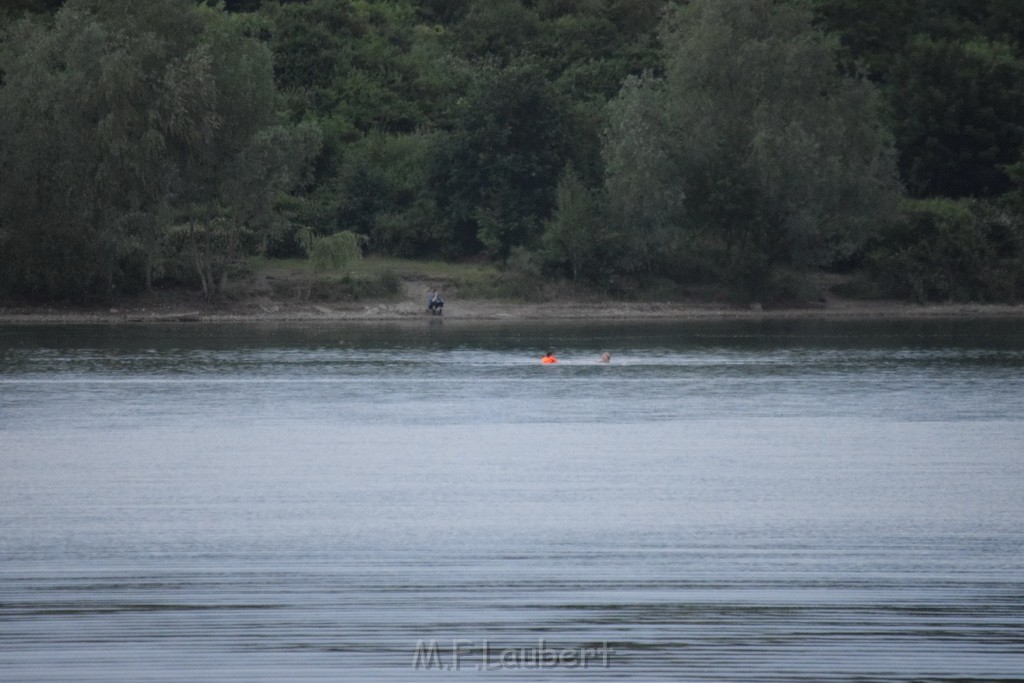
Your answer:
1;320;1022;681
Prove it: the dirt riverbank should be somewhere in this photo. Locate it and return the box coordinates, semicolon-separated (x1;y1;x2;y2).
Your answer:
2;292;1023;325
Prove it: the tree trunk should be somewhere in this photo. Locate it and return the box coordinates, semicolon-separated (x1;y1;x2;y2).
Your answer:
188;221;211;299
214;222;243;300
216;268;229;299
203;226;217;300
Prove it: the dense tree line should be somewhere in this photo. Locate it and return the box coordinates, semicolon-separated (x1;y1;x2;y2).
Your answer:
0;0;321;300
2;0;1023;302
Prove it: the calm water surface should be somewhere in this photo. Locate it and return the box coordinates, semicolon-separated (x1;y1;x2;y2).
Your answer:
1;320;1023;681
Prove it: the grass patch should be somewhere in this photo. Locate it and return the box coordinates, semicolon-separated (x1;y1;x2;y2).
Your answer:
348;256;504;282
247;255;609;304
248;255;529;301
268;272;401;302
251;255;501;280
246;256;404;302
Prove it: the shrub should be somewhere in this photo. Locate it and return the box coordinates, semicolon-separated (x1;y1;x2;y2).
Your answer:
868;199;1024;302
297;229;364;273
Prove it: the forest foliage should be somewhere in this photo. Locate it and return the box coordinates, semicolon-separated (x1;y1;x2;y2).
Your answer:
2;0;1023;302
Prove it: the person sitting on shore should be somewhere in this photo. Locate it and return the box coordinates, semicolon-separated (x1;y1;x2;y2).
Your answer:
541;350;558;364
427;290;444;315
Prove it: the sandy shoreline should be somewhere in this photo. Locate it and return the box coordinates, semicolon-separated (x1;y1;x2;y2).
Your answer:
2;297;1024;325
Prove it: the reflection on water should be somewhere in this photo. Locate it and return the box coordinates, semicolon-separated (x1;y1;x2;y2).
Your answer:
1;320;1023;681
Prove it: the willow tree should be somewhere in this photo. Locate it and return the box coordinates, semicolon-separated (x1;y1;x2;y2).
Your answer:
174;12;322;299
0;0;210;299
604;0;903;292
0;0;321;301
432;61;571;260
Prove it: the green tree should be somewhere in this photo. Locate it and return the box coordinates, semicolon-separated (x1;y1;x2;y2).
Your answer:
301;229;363;273
264;0;447;132
807;0;918;75
0;0;212;299
452;0;539;64
258;0;454;254
542;166;615;282
431;61;571;260
810;0;1024;199
177;12;322;299
889;36;1024;198
416;0;471;25
869;198;1024;302
0;0;64;19
603;73;684;271
604;0;903;293
0;0;320;301
332;132;443;256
